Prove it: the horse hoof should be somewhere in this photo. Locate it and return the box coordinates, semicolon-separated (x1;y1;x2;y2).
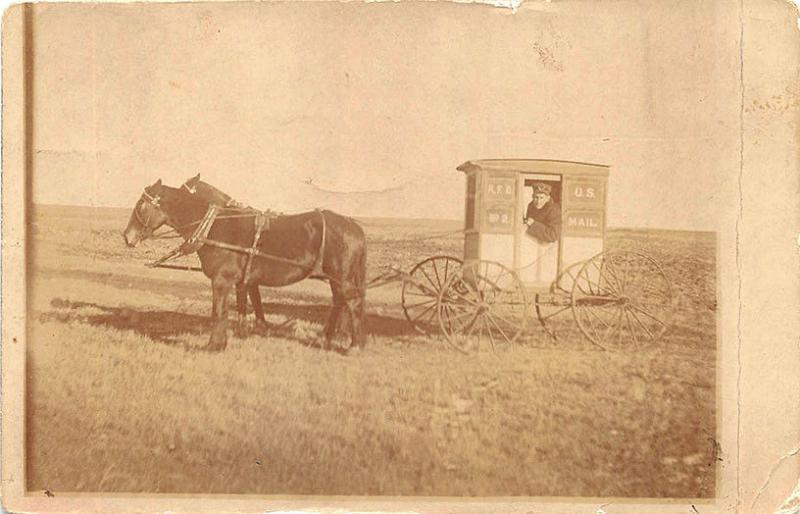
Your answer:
205;342;226;352
254;320;269;335
207;332;228;351
234;324;248;339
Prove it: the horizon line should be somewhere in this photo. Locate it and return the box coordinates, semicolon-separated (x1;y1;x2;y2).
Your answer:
29;202;716;234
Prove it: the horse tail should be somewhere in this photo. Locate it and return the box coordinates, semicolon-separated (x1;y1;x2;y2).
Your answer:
355;228;367;293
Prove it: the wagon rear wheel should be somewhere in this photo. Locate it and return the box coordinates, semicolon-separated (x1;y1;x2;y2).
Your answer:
571;250;672;350
437;260;527;354
401;256;462;334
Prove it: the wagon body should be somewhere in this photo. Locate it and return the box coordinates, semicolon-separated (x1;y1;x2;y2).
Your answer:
457;159;610;292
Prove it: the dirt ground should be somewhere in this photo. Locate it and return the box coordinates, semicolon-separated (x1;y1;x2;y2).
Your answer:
25;204;717;497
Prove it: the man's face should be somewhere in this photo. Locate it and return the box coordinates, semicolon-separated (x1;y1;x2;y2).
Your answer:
533;192;550;209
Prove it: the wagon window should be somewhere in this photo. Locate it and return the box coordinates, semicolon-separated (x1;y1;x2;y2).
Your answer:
523;178;561;204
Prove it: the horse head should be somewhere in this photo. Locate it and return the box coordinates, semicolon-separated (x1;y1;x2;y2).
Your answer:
123;179;208;247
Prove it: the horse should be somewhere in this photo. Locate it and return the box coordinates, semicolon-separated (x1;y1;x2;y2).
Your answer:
122;179;368;352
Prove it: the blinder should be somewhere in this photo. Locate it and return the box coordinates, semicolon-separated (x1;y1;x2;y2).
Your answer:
134;189;164;229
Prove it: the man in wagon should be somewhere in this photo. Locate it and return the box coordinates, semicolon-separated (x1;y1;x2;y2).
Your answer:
524;182;561;243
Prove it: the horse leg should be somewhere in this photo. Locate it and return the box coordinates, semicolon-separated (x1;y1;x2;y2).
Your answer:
248;285;269;334
322;287;344;351
208;275;233;351
347;293;366;349
234;283;248;338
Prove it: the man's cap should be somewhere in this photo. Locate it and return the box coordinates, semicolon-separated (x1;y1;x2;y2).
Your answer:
532;182;552;195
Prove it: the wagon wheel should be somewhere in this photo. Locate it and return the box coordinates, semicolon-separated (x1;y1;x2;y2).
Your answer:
401;256;463;334
571;250;672;350
437;260;527;354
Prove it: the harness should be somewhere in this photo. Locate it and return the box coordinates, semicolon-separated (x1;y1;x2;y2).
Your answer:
147;202;328;286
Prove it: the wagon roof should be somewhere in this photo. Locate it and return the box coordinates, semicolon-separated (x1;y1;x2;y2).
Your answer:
457;159;610;177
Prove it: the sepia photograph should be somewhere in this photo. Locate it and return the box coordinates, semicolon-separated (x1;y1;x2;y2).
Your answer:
2;0;799;512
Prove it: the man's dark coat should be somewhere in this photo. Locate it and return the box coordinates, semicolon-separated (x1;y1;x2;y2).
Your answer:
525;201;562;243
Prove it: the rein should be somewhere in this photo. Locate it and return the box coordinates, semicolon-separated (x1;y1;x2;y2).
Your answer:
144;210;265;242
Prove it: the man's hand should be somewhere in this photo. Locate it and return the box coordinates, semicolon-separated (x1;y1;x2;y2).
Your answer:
525;218;534;226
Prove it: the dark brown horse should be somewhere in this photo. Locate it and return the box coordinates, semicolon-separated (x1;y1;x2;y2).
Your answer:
122;179;367;352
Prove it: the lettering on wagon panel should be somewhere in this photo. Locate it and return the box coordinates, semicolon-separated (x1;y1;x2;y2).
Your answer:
485;177;515;201
485;205;514;231
564;211;604;237
565;180;604;206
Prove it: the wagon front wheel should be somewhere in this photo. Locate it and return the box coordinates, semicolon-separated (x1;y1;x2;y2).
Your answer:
401;256;463;334
571;250;672;350
437;260;527;354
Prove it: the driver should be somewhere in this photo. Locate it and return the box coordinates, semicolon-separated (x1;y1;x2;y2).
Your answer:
524;183;561;243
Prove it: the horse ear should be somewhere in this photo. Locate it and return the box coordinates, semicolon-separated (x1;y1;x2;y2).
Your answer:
187;174;200;186
153;178;162;188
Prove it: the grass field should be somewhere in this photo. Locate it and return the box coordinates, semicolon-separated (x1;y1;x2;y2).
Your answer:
25;204;717;497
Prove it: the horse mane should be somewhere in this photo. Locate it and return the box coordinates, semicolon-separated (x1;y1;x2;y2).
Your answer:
185;176;283;215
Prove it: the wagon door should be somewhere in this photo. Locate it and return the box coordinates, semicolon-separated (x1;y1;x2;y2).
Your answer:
515;173;561;289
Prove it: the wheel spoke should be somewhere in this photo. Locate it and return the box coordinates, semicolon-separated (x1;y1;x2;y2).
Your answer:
586;306;612;330
628;303;668;328
476;269;493;297
538;304;572;322
406;286;439;298
487;312;514;343
411;302;438;323
628;306;656;340
431;261;443;289
485;308;522;332
492;266;509;293
478;313;487;349
584;307;604;342
444;283;481;307
418;266;438;292
621;255;632;294
601;307;625;344
574;274;594;296
441;303;458;332
598;258;624;295
444;307;479;323
443;308;469;334
404;298;437;310
589;259;609;294
624;308;639;347
465;312;481;338
483;315;497;351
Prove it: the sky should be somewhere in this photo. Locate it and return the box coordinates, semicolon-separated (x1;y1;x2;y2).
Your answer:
27;1;741;230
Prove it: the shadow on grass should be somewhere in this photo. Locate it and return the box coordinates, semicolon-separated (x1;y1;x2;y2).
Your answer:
42;298;421;350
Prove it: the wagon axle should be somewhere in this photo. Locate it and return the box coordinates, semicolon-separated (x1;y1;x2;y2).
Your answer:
573;294;629;307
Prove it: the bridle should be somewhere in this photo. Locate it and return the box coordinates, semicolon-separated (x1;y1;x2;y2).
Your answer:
133;189;163;230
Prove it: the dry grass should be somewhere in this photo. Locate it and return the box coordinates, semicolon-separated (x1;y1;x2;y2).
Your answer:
25;204;717;497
